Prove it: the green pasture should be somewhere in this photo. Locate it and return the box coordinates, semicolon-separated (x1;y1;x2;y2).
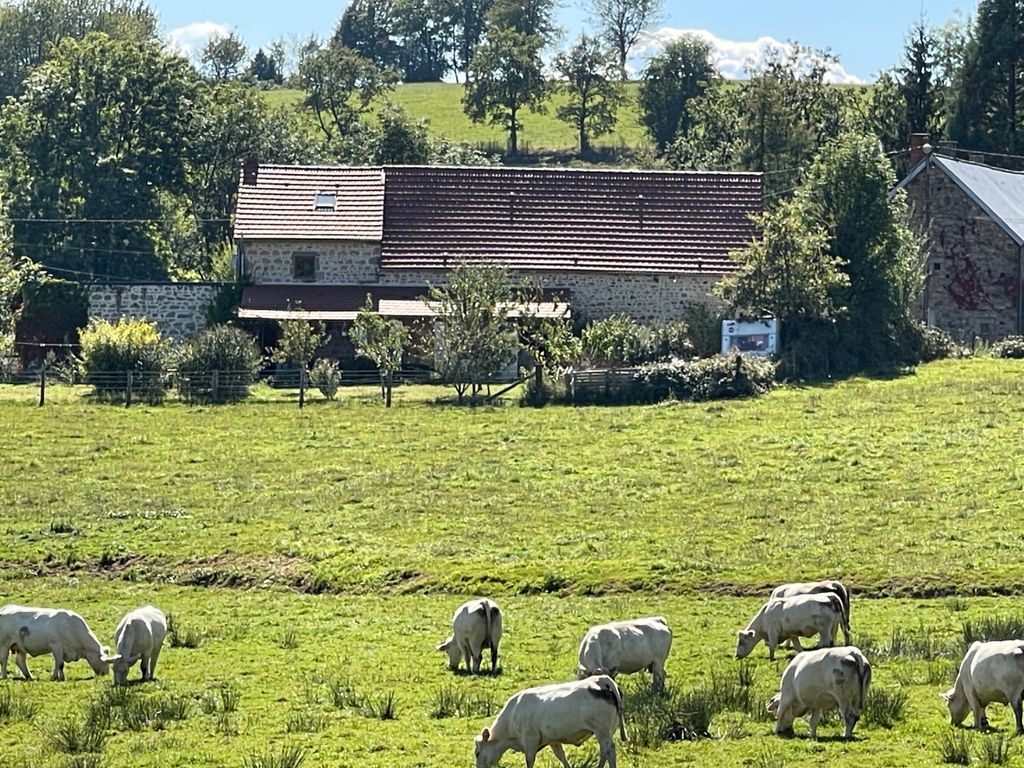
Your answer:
264;82;650;154
2;358;1024;766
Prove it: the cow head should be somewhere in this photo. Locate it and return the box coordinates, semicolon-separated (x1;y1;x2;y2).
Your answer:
941;687;969;726
766;694;781;717
90;647;115;677
474;727;501;768
109;653;141;687
735;630;758;659
436;636;461;671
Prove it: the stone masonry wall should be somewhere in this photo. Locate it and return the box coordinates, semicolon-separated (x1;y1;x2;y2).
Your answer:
87;283;224;342
243;240;380;284
904;167;1020;342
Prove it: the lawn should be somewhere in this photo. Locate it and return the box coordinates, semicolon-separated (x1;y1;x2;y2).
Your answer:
2;358;1024;767
264;81;650;155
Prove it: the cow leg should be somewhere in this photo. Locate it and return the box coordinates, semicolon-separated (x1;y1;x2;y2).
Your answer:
548;743;572;768
965;688;988;729
14;650;31;681
808;710;821;740
460;641;472;673
767;637;777;661
775;694;797;737
490;640;499;673
140;653;152;681
0;647;7;679
148;646;162;680
652;661;666;693
522;745;538;768
597;736;617;768
791;637;805;652
50;645;64;682
842;706;859;739
1012;692;1024;734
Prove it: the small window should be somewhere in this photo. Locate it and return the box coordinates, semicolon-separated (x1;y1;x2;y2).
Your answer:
314;191;336;211
292;253;317;282
933;261;942;272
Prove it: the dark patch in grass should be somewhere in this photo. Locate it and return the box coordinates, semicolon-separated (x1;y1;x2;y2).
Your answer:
429;684;498;718
962;615;1024;651
242;744;306;768
166;613;202;649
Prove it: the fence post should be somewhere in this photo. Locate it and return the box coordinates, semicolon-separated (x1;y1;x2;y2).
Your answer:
125;370;133;408
212;369;219;403
38;365;45;407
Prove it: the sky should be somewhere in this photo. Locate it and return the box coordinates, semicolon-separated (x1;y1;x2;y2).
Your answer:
151;0;972;84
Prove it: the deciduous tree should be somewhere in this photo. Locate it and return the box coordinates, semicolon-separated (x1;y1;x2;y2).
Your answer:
588;0;663;75
201;31;248;81
350;296;411;407
638;34;718;154
271;313;330;409
554;35;624;155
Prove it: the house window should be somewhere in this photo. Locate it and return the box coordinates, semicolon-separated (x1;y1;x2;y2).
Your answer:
314;191;336;211
933;261;942;272
292;252;317;282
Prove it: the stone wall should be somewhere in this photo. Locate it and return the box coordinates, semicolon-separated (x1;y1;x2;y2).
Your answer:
243;240;380;284
87;282;225;342
904;167;1021;342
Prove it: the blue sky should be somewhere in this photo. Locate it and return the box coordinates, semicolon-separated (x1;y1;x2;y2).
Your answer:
151;0;971;83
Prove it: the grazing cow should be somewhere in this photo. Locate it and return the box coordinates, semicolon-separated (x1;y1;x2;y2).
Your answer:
767;646;872;739
0;604;113;681
736;593;847;661
110;605;167;687
437;598;503;674
474;675;627;768
577;616;672;691
771;580;852;645
943;640;1024;733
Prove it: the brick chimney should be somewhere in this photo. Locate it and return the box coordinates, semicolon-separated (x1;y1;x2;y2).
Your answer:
909;133;929;166
242;156;259;186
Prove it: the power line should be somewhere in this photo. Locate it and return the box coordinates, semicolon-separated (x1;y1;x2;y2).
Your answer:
13;241;171;258
8;216;231;224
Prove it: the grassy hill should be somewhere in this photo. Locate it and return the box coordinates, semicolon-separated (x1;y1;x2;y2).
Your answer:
1;360;1024;766
265;81;650;155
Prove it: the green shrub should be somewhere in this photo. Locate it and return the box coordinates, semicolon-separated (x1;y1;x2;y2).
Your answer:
581;314;692;367
309;358;342;400
174;325;263;403
14;278;88;367
991;335;1024;359
962;614;1024;650
636;352;777;403
78;318;169;402
904;322;964;363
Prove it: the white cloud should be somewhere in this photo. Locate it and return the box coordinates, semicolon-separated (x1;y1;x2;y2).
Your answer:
165;21;232;59
632;28;864;85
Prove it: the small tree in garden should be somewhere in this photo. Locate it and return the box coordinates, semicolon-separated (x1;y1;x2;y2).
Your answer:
175;325;263;404
271;313;330;409
429;263;522;404
350;296;410;408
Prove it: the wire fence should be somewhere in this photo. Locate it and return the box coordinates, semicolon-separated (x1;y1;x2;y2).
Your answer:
0;366;438;406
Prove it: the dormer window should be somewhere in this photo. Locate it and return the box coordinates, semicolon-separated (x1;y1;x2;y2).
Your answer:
314;191;336;211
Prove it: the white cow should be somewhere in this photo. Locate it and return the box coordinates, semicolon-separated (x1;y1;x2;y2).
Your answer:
767;646;872;739
110;605;167;687
943;640;1024;733
577;616;672;691
771;580;851;645
736;593;847;660
0;604;113;681
437;598;503;674
474;675;627;768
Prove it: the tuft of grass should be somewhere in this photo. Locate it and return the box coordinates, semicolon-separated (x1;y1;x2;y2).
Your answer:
0;687;36;722
61;756;103;768
360;690;397;720
863;687;908;728
429;684;497;719
939;730;973;765
166;613;202;649
45;717;107;755
285;711;328;733
200;684;240;715
624;682;716;747
962;615;1024;650
242;744;306;768
881;625;941;660
947;597;969;612
755;744;786;768
49;520;76;534
281;628;299;649
979;733;1012;766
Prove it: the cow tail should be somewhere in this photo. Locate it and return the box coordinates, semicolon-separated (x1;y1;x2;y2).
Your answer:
483;601;493;649
856;657;871;711
839;584;852;642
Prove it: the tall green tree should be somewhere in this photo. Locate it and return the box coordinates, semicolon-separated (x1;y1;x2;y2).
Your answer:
450;0;495;82
246;48;283;84
949;0;1024;152
336;0;400;71
554;35;624;155
0;0;157;100
464;29;547;155
899;20;944;140
201;31;248;81
638;35;719;154
350;296;411;407
588;0;663;75
0;33;197;280
299;38;397;143
486;0;559;42
394;0;453;81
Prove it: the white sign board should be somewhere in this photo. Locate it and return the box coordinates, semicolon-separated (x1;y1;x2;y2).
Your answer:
721;318;778;357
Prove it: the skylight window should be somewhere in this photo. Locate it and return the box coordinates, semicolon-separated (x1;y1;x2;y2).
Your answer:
314;191;336;211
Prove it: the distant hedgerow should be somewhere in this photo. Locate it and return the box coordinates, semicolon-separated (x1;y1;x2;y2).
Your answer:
991;335;1024;359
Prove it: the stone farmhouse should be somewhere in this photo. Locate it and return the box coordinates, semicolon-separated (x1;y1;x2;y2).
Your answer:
899;137;1024;342
228;162;762;359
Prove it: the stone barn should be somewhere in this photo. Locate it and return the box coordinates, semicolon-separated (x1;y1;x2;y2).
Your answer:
898;143;1024;342
231;162;763;360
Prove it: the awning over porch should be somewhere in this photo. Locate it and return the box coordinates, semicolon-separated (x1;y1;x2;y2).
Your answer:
238;284;569;320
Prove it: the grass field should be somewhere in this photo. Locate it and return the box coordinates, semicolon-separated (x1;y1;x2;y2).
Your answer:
3;358;1024;767
265;82;650;155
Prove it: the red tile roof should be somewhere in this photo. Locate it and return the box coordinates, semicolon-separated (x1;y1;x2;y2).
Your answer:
233;164;762;273
234;165;384;241
381;166;761;274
